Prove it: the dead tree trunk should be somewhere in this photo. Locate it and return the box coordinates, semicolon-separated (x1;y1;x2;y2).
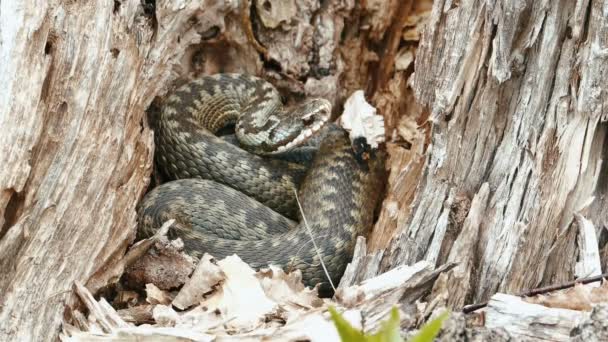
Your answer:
0;1;249;340
0;0;363;339
1;0;606;340
369;0;608;309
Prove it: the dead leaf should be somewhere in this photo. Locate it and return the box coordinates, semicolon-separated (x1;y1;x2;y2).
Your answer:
198;255;278;332
257;265;324;321
153;305;179;327
145;283;172;306
340;90;386;148
173;253;225;310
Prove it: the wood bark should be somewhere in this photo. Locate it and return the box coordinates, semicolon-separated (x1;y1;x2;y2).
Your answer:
485;293;587;341
370;0;608;309
1;0;606;340
0;1;245;340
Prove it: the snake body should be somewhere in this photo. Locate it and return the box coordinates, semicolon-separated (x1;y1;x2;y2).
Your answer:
138;74;385;289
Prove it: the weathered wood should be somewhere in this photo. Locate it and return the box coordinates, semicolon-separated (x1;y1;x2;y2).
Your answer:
337;237;385;288
62;254;456;340
574;213;602;282
485;293;588;341
430;183;490;309
1;0;368;339
570;304;608;341
3;0;607;339
0;1;240;340
375;0;608;309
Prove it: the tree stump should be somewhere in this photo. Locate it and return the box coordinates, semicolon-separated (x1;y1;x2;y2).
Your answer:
1;0;606;340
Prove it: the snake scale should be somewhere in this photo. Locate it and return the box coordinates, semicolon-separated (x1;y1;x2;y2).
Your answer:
138;73;385;290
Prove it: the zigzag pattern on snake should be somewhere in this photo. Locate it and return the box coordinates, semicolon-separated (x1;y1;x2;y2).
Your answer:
138;73;385;289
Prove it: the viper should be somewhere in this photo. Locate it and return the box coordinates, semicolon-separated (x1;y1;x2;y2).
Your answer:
138;73;385;290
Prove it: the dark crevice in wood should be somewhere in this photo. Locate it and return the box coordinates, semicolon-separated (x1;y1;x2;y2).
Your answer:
141;0;158;38
580;0;593;43
1;189;25;239
200;26;220;40
596;122;608;194
41;33;58;103
517;170;532;221
565;25;573;39
113;0;121;14
44;41;52;55
263;58;283;73
141;0;155;17
242;0;269;58
371;0;414;94
598;122;608;252
40;63;55;105
536;47;561;144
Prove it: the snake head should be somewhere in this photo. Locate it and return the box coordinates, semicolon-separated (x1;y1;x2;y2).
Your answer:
271;98;332;154
239;98;332;155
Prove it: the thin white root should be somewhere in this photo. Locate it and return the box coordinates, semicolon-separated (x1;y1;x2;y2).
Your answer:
294;190;336;292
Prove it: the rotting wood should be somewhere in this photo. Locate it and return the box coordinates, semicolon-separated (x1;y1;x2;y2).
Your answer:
485;293;587;341
2;0;607;339
61;254;456;340
376;0;608;309
0;0;372;339
0;1;248;340
574;213;602;282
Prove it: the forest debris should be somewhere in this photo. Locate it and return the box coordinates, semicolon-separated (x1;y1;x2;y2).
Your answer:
524;282;608;311
395;48;414;71
123;235;195;290
117;304;155;324
401;2;432;42
574;213;602;281
73;281;131;333
85;220;175;294
339;90;385;149
62;326;215;342
485;293;588;341
172;253;225;310
254;0;297;29
153;305;180;327
430;311;512;341
145;283;173;305
169;307;223;334
64;252;457;340
274;313;342;341
113;290;139;309
338;237;384;288
336;261;432;307
257;265;324;311
198;255;278;331
570;304;608;341
126;220;175;267
463;272;608;314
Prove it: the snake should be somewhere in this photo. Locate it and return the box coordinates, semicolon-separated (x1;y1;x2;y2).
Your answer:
137;73;385;291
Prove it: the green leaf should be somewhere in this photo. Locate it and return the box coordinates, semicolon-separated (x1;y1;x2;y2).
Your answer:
328;306;366;342
328;306;448;342
367;307;403;342
408;311;449;342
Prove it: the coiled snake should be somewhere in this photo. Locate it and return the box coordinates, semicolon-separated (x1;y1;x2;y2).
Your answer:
138;73;385;290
